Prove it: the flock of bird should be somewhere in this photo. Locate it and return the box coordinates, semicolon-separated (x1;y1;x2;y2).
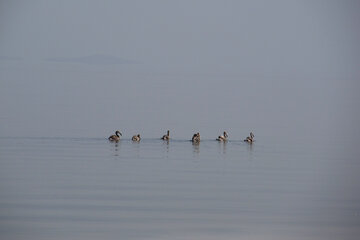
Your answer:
108;130;254;143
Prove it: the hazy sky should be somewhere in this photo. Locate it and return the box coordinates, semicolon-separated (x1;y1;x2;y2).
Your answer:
0;0;359;140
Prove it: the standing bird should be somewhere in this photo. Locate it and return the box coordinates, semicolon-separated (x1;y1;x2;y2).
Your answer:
216;131;228;141
244;132;254;143
132;134;141;142
191;132;200;143
108;131;122;142
161;130;170;140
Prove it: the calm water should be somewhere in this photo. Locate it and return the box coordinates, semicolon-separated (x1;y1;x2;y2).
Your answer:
0;136;359;240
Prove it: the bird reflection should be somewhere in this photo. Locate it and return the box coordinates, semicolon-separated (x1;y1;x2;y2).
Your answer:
217;140;227;154
162;139;170;155
110;142;120;156
192;142;200;154
246;141;254;161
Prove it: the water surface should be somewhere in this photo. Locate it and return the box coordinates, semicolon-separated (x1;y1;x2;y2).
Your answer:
0;137;359;240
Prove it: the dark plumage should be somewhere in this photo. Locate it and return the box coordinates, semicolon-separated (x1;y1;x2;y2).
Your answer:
216;131;228;141
161;130;170;140
132;134;141;142
191;132;200;143
244;132;254;143
108;131;122;142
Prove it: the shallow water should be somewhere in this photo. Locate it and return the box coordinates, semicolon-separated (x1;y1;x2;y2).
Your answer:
0;137;359;240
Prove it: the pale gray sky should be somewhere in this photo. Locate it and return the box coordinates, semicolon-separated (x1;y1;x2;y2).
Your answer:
0;0;359;140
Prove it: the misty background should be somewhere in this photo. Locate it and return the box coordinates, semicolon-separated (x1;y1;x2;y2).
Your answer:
0;0;359;141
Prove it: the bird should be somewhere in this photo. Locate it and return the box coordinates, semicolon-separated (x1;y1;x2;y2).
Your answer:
191;132;200;143
161;130;170;140
244;132;254;143
216;131;228;141
108;130;122;142
132;134;141;142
